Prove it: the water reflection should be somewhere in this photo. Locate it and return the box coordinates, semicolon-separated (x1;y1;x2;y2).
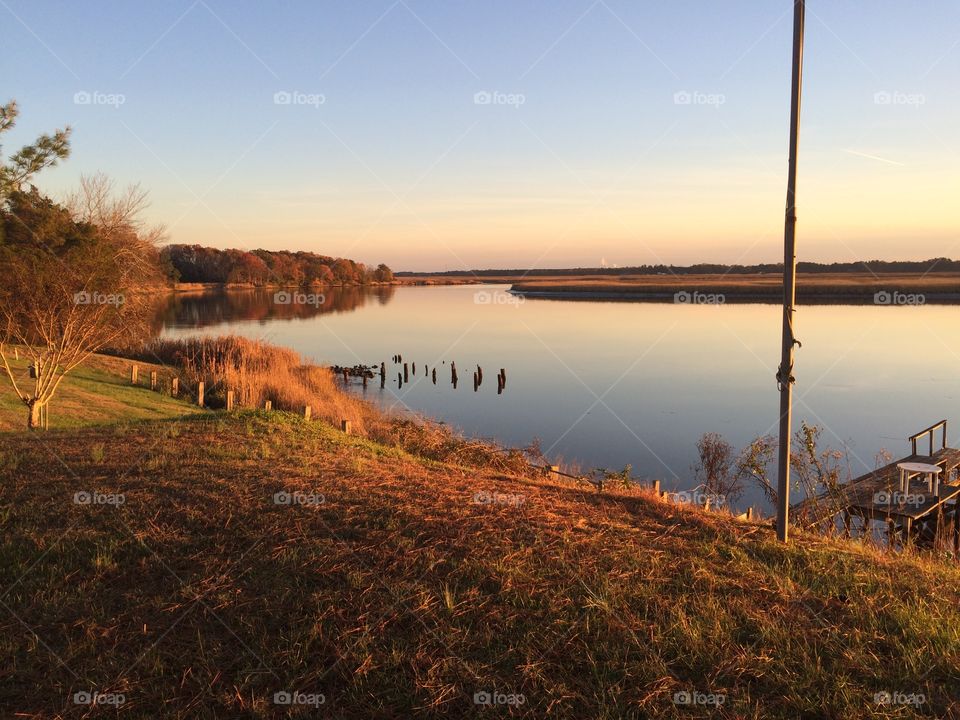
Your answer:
157;285;396;329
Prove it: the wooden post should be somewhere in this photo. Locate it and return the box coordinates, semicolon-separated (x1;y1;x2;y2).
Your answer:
29;362;36;379
651;479;661;496
549;465;560;481
303;405;312;421
197;381;205;407
264;400;272;411
226;390;234;411
403;363;409;383
341;419;352;434
150;371;158;391
412;362;416;375
171;377;179;397
477;366;483;385
397;372;403;388
432;368;437;384
746;506;754;521
131;364;138;385
362;374;368;388
473;372;478;392
500;368;506;388
451;361;457;385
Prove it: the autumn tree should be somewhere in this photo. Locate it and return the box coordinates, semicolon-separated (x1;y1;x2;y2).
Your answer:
0;179;164;429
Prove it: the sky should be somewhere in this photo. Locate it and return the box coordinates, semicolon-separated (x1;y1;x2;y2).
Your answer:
3;0;959;271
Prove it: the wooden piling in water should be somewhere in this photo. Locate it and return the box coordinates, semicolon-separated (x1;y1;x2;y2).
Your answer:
130;364;138;385
499;368;506;388
473;372;478;392
150;371;158;391
403;363;409;383
432;368;437;384
412;362;416;375
477;366;483;386
171;377;179;397
197;381;205;407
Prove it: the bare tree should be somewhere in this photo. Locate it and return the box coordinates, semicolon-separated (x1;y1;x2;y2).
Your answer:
694;432;742;503
0;179;165;429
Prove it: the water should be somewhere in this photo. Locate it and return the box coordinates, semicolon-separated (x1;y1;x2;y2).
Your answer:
159;285;960;510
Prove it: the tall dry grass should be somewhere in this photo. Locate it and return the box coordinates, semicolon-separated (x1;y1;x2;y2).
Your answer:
144;336;535;475
146;336;379;434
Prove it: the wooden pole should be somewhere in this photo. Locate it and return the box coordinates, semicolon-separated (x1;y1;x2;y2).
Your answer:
304;405;312;421
775;0;806;544
265;400;272;411
131;364;138;385
432;368;437;384
341;419;352;434
197;381;205;407
403;363;409;383
171;377;179;397
150;370;158;391
226;390;234;411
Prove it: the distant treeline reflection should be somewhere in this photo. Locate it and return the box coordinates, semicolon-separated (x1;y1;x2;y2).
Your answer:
156;286;396;330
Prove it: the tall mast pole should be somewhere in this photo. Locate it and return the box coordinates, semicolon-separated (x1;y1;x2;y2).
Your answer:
776;0;806;543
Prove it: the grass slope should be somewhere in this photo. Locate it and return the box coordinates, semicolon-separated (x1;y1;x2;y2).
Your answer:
0;351;205;431
2;408;959;718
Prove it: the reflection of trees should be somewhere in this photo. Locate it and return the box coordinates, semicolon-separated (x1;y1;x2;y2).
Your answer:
154;285;396;331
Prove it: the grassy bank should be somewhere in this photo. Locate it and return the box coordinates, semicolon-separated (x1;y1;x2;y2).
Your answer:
2;353;959;717
509;272;960;302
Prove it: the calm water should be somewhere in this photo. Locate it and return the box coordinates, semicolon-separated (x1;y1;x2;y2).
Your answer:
159;285;960;510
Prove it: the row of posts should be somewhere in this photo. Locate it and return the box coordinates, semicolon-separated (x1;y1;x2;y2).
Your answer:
130;363;352;434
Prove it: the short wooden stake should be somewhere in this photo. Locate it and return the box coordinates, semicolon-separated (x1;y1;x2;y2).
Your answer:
746;506;754;521
226;390;235;411
412;362;416;375
403;363;409;382
131;364;138;385
197;381;205;407
549;465;560;481
150;370;158;391
652;479;661;496
264;400;272;411
171;377;179;397
432;368;437;384
341;419;352;434
303;405;312;421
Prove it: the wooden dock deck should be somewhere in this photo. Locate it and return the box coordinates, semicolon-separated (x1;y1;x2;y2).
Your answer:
794;420;960;550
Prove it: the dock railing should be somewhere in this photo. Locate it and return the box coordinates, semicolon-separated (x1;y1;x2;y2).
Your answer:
909;420;947;457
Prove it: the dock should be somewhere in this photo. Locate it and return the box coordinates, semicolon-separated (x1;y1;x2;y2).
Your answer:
794;420;960;551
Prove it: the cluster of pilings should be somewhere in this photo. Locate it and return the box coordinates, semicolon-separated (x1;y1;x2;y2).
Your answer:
334;354;508;394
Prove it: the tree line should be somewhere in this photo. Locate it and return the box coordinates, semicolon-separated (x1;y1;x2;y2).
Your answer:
401;259;960;277
162;244;394;286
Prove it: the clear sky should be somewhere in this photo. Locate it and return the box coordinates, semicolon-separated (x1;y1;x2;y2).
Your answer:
3;0;958;271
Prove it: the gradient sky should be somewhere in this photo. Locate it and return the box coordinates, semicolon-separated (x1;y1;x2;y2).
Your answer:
3;0;959;271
